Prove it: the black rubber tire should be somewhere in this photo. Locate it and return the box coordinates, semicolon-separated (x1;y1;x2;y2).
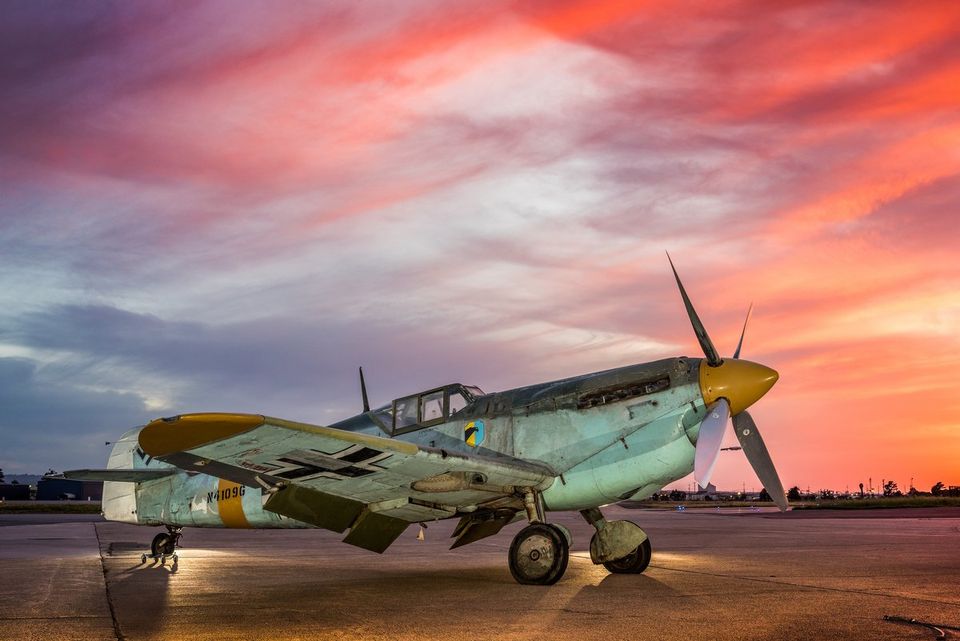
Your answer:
508;523;570;585
151;533;175;556
602;537;652;574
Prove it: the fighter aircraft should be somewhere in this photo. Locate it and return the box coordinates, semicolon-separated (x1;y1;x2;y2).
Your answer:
65;257;785;585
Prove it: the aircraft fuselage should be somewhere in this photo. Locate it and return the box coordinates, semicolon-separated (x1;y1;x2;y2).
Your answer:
103;357;708;528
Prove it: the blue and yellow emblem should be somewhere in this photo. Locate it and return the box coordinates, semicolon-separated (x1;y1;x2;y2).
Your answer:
464;420;485;447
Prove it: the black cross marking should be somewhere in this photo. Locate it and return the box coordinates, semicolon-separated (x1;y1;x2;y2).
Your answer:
270;446;390;481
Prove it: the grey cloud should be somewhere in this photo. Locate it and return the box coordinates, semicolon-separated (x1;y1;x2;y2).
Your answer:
3;301;558;421
0;357;150;473
0;302;547;472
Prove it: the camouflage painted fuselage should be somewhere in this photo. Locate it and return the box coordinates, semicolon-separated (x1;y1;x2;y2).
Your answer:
104;357;708;528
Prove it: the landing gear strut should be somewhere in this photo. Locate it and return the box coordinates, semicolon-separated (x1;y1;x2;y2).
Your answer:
141;526;181;565
507;490;569;585
580;507;651;574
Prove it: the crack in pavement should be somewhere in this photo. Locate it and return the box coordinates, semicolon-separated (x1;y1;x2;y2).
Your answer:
93;523;126;641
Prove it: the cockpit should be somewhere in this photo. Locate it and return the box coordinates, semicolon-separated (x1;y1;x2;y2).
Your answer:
370;384;485;436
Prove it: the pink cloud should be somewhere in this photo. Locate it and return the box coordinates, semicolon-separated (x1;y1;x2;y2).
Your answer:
1;1;958;491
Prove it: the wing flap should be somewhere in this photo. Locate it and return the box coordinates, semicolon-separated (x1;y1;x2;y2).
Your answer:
262;484;364;533
341;509;410;553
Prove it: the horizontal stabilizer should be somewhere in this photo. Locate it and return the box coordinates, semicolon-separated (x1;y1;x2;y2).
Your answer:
62;468;177;482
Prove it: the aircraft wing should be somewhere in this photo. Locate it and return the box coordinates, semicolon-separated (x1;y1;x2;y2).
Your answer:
62;469;178;482
138;413;555;552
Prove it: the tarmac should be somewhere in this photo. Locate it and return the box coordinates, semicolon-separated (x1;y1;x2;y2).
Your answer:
1;506;958;641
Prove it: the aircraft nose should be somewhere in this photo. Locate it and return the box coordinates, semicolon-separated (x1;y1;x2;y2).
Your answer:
699;359;779;415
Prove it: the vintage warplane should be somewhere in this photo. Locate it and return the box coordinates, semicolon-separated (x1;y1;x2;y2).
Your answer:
65;257;785;585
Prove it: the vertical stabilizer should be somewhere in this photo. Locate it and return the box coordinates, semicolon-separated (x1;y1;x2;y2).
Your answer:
101;427;142;524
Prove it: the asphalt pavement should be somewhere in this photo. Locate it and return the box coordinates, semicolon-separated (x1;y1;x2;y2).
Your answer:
1;507;958;640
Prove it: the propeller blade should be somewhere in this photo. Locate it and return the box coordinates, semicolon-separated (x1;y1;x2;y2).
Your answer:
733;303;753;359
732;411;788;511
695;398;730;489
667;253;722;366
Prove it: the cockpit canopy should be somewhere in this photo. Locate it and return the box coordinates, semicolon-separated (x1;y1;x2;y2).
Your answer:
371;384;484;435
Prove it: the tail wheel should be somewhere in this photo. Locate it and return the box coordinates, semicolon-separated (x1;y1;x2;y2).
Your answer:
508;523;569;585
602;537;652;574
151;533;176;556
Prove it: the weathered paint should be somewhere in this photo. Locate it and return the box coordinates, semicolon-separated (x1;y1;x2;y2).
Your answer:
386;358;705;511
133;466;310;529
541;400;702;510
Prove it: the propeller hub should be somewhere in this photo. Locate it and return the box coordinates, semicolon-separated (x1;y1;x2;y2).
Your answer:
699;359;778;415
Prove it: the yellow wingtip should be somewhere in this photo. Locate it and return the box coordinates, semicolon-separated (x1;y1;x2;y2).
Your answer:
138;413;265;457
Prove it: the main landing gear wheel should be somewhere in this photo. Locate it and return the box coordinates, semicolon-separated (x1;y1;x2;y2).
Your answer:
602;537;652;574
508;523;569;585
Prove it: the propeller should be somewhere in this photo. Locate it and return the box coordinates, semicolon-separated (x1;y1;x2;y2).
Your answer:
668;254;722;366
667;254;787;510
693;398;729;489
732;412;788;511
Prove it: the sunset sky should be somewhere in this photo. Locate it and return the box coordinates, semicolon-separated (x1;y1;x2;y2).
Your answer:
1;1;958;494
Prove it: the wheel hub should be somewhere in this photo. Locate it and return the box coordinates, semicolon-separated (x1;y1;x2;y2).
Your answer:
508;522;570;585
516;534;555;579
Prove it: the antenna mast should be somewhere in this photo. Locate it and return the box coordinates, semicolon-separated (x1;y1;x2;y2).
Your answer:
359;367;370;413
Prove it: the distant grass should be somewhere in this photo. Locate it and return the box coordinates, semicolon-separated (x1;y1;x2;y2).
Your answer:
792;496;960;510
625;501;764;509
625;496;960;510
0;502;102;514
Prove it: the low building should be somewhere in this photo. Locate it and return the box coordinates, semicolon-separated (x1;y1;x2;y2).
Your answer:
687;483;717;500
0;483;30;500
36;478;102;501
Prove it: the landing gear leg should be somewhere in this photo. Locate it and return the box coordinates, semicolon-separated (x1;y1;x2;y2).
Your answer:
142;526;182;565
507;490;569;585
580;507;651;574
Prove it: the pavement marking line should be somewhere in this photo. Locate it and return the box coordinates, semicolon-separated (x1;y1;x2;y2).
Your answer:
883;615;960;639
93;522;126;641
649;564;960;607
